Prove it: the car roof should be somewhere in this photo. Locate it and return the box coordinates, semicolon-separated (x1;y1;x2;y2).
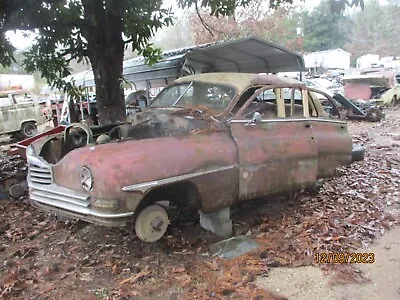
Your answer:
174;73;305;95
0;90;31;95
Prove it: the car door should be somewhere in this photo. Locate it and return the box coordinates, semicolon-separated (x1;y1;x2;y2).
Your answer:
307;89;352;178
0;94;18;133
229;86;318;201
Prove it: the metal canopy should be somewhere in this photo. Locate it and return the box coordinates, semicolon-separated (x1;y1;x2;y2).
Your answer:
185;36;305;74
66;36;305;90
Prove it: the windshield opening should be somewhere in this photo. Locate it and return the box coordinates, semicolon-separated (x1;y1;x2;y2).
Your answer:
150;81;237;112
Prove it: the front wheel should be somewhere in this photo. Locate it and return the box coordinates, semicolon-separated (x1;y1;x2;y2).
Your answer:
20;122;37;139
135;204;169;242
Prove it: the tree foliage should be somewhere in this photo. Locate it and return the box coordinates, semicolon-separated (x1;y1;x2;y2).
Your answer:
345;0;400;58
188;0;364;53
1;0;175;124
300;0;350;52
0;0;260;124
0;0;366;124
189;5;300;51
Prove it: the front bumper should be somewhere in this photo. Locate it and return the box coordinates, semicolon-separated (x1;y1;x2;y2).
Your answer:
28;155;133;226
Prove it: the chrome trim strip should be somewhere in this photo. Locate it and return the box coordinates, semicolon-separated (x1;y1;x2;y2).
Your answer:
29;172;51;179
230;118;346;125
31;201;129;226
29;167;51;173
28;183;88;201
122;165;236;193
27;155;50;169
30;197;133;218
28;155;53;185
30;177;52;184
32;189;89;207
29;183;133;219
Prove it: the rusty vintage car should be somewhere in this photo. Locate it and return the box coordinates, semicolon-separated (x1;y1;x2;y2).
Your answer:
27;73;361;242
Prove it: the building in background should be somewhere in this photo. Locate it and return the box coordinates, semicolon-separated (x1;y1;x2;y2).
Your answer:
304;49;351;71
0;74;35;91
356;54;380;69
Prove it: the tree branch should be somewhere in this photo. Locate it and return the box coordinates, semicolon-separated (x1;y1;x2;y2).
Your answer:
195;2;215;37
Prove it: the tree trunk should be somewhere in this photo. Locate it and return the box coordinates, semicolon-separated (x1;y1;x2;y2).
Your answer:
82;0;126;125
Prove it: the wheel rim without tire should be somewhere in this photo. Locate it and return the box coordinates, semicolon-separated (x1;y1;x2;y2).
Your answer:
135;205;169;242
23;123;37;137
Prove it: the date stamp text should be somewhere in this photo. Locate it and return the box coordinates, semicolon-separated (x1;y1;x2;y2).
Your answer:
315;252;375;264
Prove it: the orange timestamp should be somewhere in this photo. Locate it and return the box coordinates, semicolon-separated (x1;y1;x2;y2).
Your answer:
315;252;375;264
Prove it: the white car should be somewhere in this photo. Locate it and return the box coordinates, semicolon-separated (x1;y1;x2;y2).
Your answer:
306;78;344;95
0;90;47;139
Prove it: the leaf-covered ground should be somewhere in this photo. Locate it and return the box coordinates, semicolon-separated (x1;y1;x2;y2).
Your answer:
0;109;399;299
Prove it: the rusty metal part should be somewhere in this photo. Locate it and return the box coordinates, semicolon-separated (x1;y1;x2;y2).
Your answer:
231;120;318;199
365;107;384;122
7;125;66;157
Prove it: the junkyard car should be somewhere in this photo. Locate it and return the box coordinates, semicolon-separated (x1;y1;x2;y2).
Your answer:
342;71;400;106
27;73;361;242
0;90;48;139
306;77;344;95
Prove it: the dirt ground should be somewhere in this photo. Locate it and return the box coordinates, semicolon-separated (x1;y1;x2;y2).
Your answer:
0;110;400;299
256;226;400;300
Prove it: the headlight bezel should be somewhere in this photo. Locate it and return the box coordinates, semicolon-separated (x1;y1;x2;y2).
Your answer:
26;145;35;157
80;166;93;192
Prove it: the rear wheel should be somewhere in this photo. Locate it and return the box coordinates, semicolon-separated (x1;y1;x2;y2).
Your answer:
20;122;37;139
135;204;169;242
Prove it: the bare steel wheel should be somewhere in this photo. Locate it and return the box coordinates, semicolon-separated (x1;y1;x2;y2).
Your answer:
135;205;169;242
20;122;37;139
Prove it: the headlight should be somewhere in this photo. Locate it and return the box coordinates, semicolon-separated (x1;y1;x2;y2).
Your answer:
26;145;35;156
80;166;93;192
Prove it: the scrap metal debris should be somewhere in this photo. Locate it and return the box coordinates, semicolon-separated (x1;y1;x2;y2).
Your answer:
209;235;261;259
0;154;27;200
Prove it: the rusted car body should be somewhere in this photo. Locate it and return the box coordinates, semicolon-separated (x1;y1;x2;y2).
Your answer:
342;72;400;106
27;73;357;242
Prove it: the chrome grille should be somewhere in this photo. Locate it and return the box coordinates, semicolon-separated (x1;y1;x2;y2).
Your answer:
30;183;90;208
29;163;52;185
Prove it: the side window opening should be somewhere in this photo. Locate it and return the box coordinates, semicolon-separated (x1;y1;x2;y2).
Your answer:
238;87;279;119
232;86;261;113
308;90;334;118
0;95;13;107
236;86;323;120
281;88;303;118
307;92;318;117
